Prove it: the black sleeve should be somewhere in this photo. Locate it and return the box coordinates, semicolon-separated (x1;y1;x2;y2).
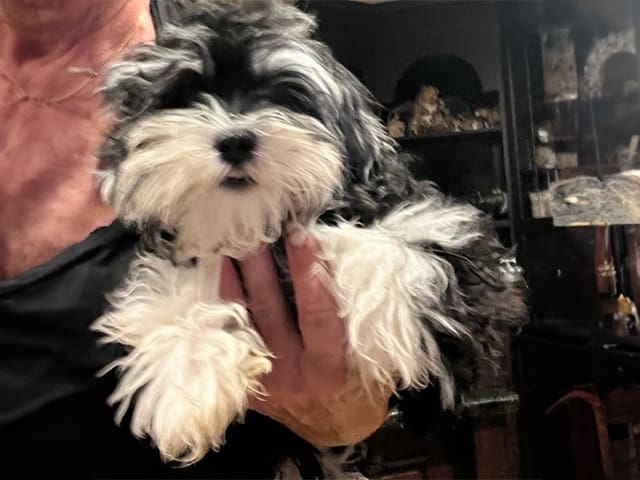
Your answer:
0;222;163;477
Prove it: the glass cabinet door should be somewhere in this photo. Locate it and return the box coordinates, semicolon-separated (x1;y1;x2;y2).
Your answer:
519;0;640;339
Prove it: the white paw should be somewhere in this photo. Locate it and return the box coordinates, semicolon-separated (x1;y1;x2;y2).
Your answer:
310;199;479;407
96;301;272;464
92;254;272;464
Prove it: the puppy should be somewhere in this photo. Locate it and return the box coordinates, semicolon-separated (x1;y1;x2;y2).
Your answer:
92;0;526;473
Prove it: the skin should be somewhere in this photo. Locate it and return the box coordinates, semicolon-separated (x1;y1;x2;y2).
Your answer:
0;0;152;280
221;228;392;446
0;0;390;449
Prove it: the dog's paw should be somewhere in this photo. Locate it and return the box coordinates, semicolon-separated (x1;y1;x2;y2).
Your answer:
94;300;272;465
91;253;273;463
311;212;473;407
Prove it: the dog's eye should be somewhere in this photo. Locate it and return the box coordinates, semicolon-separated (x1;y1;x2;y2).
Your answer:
157;70;203;109
131;136;167;151
271;82;319;117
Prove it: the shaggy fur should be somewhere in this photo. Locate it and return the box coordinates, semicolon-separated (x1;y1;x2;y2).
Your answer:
92;0;526;476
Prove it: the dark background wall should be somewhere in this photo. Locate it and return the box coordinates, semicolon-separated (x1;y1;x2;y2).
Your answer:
305;0;500;104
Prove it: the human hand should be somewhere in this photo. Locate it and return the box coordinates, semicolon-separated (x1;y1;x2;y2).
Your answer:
219;227;392;447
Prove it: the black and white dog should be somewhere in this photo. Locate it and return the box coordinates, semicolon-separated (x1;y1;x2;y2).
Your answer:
92;0;526;473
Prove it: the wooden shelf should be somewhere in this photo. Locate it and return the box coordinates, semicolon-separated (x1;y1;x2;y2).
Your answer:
395;128;502;145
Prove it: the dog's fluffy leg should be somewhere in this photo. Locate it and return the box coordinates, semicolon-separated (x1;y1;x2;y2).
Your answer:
310;198;483;408
92;253;272;465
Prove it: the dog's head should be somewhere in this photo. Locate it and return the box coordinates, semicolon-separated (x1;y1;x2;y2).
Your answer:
97;0;396;259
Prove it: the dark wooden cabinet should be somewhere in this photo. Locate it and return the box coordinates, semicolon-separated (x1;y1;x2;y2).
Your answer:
500;1;640;477
514;326;640;480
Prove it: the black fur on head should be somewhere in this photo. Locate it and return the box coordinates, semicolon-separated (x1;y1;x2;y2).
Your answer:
98;0;404;229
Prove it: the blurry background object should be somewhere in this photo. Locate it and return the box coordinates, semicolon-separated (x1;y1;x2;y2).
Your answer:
583;29;637;100
529;191;553;219
387;54;501;138
548;172;640;227
539;26;580;174
467;188;509;219
399;85;501;138
541;26;579;102
408;85;452;136
609;135;640;170
535;146;558;169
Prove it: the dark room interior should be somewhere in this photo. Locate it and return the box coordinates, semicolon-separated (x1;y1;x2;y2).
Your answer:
304;1;640;479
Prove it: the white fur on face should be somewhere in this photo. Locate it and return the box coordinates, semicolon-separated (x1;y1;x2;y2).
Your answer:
99;95;343;261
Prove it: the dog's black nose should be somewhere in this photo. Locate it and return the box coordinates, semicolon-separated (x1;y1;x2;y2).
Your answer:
216;131;257;166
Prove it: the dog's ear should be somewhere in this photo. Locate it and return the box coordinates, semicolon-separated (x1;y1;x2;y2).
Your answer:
100;43;204;121
246;0;317;38
333;64;397;185
314;52;418;223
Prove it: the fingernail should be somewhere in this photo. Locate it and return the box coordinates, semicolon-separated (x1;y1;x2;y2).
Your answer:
287;224;308;248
